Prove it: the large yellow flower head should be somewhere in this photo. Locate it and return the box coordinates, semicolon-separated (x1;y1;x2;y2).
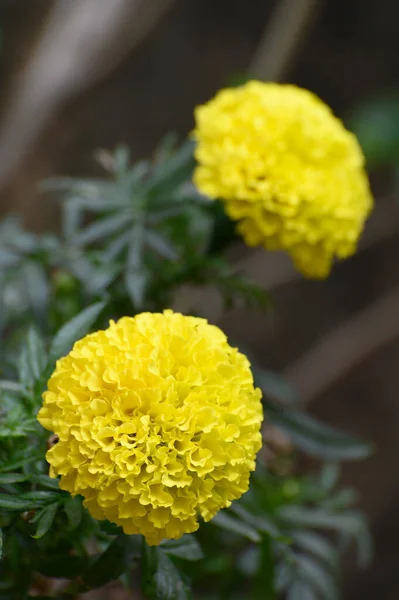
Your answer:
38;311;263;545
193;81;373;278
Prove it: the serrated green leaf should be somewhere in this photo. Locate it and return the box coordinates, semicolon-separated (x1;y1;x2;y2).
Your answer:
264;401;372;460
49;301;105;362
161;535;203;561
212;511;261;543
33;503;58;539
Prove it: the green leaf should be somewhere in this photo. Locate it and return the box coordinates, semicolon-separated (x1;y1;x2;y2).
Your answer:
350;94;399;167
0;248;20;269
84;534;130;588
296;554;339;600
292;531;339;572
142;544;192;600
26;328;47;381
33;503;58;539
0;494;37;511
125;270;148;308
322;488;358;510
230;503;281;539
161;535;203;561
287;581;316;600
278;506;372;567
23;262;49;324
146;140;195;197
64;496;83;530
212;511;261;543
252;535;276;600
264;401;372;460
114;145;131;175
146;230;178;260
72;213;130;247
0;381;22;394
49;301;105;361
30;475;60;490
0;473;28;484
319;463;340;493
19;491;61;504
0;453;41;473
0;530;2;560
101;231;131;263
17;327;47;392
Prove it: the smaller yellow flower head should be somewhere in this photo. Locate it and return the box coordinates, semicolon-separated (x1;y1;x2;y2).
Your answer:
38;311;263;545
193;81;373;278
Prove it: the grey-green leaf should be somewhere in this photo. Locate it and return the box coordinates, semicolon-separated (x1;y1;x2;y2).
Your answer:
264;401;373;460
253;368;299;406
292;531;339;572
287;581;317;600
212;512;261;543
72;213;130;247
297;554;339;600
49;301;105;362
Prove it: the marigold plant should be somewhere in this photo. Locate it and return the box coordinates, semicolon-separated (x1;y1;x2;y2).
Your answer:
194;81;373;278
0;83;373;600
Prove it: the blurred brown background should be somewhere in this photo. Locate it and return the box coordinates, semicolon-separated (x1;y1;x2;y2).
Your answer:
1;0;399;598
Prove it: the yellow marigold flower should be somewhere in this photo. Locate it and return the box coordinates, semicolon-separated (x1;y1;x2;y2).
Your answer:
37;310;263;545
193;81;373;278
